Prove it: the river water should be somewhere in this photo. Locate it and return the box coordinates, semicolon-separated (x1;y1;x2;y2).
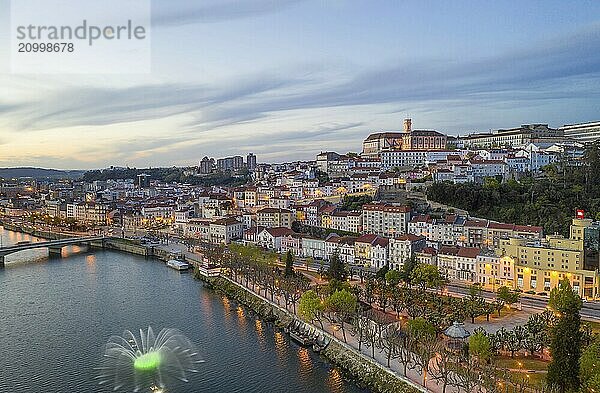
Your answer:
0;227;369;393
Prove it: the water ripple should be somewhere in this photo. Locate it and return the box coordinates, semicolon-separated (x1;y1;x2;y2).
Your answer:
0;227;368;393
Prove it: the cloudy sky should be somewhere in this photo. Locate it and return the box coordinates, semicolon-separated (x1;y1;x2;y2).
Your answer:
1;0;600;169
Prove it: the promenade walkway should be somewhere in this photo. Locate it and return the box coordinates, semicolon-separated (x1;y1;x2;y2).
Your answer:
223;274;456;393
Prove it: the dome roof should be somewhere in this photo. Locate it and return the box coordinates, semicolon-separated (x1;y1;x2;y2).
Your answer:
444;322;470;339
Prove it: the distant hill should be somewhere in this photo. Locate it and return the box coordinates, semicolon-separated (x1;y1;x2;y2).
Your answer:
0;167;85;180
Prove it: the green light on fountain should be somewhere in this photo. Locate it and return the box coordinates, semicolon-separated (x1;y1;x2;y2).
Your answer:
134;351;161;371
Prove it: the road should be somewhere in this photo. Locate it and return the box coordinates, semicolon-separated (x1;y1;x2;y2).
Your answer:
445;283;600;322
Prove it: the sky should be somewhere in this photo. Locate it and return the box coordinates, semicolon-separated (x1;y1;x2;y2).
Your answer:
0;0;600;169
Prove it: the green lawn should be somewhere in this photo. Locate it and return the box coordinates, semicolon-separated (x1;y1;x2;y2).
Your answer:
496;357;549;371
496;358;548;389
585;320;600;334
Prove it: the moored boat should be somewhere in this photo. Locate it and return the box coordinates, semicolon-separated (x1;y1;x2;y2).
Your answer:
166;259;190;271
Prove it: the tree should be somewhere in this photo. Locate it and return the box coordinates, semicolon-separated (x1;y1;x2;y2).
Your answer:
298;290;325;329
375;265;389;279
407;317;437;386
351;310;370;351
451;353;482;393
362;310;387;359
464;284;486;323
401;255;419;284
326;251;347;281
305;256;314;271
497;286;520;308
469;331;492;362
580;336;600;392
325;289;357;343
430;345;458;393
379;323;406;368
385;269;402;287
284;251;294;277
547;279;582;393
411;263;444;290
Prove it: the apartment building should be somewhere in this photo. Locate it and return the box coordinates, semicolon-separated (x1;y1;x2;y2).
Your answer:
388;234;426;270
362;203;411;238
497;220;600;298
438;246;481;283
476;253;515;290
209;217;244;244
66;202;109;225
256;207;294;229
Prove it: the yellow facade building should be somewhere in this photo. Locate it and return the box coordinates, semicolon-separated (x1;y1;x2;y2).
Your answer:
497;219;600;298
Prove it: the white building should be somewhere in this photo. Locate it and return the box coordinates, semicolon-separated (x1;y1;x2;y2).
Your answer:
388;234;426;270
362;203;411;238
209;217;244;244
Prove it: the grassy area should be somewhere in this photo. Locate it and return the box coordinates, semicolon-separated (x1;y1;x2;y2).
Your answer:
496;357;548;389
519;372;545;388
473;307;521;323
497;357;549;371
585;320;600;334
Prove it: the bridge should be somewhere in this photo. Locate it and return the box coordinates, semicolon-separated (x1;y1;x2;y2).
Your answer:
0;236;107;266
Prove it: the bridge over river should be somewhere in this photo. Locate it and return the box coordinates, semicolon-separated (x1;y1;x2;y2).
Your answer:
0;236;106;266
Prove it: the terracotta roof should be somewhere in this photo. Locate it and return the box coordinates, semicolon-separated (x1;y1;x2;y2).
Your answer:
244;226;266;236
457;247;481;259
488;222;514;230
419;247;438;256
465;219;487;228
410;214;431;223
373;237;389;248
319;205;337;214
445;214;457;224
396;234;425;242
356;234;379;244
212;217;241;226
264;227;296;237
364;132;406;141
514;225;543;234
439;245;460;256
257;207;293;214
410;130;446;137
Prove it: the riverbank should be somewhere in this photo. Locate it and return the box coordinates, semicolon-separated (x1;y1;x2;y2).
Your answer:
0;222;423;392
198;274;424;393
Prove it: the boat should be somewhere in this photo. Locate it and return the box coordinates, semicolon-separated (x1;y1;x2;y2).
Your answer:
290;331;314;347
166;259;190;271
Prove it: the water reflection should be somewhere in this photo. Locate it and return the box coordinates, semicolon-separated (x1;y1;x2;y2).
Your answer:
0;226;369;393
222;297;231;319
327;368;345;393
274;331;288;364
297;347;313;381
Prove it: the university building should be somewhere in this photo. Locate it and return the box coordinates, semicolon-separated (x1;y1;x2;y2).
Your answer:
362;118;447;158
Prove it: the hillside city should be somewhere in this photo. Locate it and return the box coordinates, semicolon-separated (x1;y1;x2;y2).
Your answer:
3;118;600;393
1;119;600;300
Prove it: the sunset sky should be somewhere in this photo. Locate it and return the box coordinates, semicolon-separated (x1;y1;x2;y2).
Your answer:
1;0;600;169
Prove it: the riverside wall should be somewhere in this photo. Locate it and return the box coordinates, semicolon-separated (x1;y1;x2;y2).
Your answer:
1;222;424;393
197;274;425;393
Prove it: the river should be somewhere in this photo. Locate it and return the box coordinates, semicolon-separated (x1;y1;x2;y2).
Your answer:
0;227;369;393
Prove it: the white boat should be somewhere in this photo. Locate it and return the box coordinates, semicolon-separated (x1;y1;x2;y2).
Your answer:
167;259;190;271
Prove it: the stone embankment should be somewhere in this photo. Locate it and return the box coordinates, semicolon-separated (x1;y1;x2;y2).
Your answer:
0;222;424;393
197;274;425;393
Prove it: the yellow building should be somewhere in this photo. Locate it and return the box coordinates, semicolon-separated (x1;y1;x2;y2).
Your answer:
497;224;599;298
256;207;294;229
321;212;333;229
354;234;378;267
570;217;593;241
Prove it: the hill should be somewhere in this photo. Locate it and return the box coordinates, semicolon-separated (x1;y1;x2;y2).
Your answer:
0;167;85;180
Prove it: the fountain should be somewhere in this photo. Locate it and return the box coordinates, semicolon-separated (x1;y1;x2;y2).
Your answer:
96;327;204;392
